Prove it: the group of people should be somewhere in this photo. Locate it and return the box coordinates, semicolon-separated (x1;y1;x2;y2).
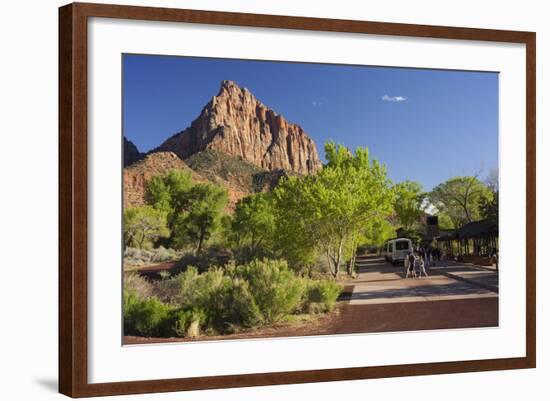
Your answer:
404;246;442;279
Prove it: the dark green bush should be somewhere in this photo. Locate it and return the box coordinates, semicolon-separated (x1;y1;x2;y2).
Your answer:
305;280;343;312
174;267;262;333
232;259;306;324
123;291;175;337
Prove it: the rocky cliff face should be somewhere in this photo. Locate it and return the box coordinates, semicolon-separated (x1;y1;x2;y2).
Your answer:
123;151;267;210
123;152;206;208
154;80;322;175
124;137;144;167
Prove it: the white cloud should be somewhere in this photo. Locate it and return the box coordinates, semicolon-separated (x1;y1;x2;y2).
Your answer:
382;94;407;102
311;100;323;107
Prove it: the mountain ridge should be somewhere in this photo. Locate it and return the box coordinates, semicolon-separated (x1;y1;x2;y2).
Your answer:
124;80;321;210
152;80;322;175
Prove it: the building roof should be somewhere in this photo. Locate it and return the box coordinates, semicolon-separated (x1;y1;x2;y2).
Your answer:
437;219;498;241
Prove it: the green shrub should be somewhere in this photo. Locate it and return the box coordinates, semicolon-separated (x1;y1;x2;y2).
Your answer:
174;247;234;273
211;278;262;332
305;280;343;312
124;259;341;338
232;259;306;324
173;266;261;333
124;246;181;266
124;272;153;299
123;292;175;337
173;307;208;338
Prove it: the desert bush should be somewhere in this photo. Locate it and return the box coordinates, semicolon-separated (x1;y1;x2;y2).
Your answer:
305;280;343;313
150;272;182;304
151;246;178;263
173;307;208;338
174;246;233;273
124;258;341;338
173;267;261;333
123;292;175;337
124;272;154;299
231;259;306;324
124;246;181;267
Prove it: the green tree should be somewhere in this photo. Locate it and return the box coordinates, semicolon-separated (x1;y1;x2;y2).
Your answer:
124;206;170;249
231;193;276;262
393;181;425;231
480;168;499;225
274;142;394;277
363;218;396;248
146;170;194;225
272;175;320;272
323;142;394;275
172;183;228;255
428;175;492;228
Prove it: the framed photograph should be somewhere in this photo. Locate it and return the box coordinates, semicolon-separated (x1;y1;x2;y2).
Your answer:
59;2;536;397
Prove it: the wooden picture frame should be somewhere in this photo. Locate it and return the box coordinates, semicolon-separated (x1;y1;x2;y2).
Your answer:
59;2;536;397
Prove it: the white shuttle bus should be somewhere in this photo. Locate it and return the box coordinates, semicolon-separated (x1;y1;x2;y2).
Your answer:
382;238;413;265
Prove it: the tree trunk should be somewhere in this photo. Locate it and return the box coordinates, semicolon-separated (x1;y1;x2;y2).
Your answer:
348;239;357;276
326;250;336;278
333;239;344;278
196;228;205;255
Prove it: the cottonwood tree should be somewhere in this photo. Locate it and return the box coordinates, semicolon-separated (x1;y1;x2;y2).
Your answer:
428;175;492;228
124;206;170;249
146;169;194;227
146;170;228;252
271;176;320;272
231;193;276;262
393;181;425;231
274;142;394;277
480;168;499;225
172;182;228;255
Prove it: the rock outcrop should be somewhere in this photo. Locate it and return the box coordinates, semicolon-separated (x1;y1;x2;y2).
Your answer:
123;152;206;208
153;80;321;175
124;137;144;167
123;151;263;210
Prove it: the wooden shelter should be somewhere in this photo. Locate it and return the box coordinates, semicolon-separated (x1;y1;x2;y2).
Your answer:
437;219;498;258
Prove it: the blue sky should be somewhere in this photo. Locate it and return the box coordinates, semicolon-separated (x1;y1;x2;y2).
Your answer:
123;54;498;191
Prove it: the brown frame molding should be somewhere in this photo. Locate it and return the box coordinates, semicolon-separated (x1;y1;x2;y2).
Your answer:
59;2;536;397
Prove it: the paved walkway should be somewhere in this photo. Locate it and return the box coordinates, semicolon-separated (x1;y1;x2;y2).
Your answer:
333;298;498;334
344;256;498;305
432;263;499;292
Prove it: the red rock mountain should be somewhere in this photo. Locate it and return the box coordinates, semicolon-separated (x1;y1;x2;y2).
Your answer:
153;80;322;175
123;152;207;208
123;151;267;210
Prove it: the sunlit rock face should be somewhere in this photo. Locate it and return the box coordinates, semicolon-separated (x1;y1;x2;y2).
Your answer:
154;80;321;175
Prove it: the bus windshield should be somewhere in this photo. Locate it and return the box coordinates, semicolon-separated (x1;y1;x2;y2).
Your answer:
395;241;410;250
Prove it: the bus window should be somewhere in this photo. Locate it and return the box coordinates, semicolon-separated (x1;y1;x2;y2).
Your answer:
396;241;410;250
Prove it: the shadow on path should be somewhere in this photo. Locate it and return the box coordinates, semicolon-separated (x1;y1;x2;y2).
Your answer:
352;282;491;301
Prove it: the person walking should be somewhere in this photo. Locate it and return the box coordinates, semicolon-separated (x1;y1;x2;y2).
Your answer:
404;252;410;277
425;247;431;269
418;256;429;278
406;252;417;278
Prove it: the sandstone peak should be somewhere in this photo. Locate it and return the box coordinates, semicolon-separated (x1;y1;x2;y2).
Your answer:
153;80;322;175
